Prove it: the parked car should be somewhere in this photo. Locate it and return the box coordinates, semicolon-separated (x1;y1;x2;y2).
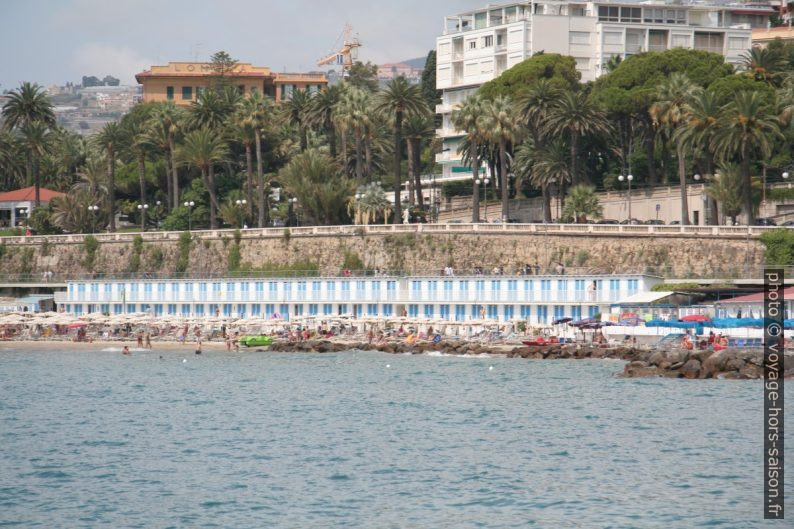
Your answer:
445;219;463;224
755;217;778;226
596;219;619;224
669;220;681;225
645;219;665;225
619;218;642;225
782;220;794;227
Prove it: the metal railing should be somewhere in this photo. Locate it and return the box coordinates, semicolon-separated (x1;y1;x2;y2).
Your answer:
0;222;780;247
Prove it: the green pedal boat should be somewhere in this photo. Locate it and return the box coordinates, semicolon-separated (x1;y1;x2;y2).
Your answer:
239;336;274;347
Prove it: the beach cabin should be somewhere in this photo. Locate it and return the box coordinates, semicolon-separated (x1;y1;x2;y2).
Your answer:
0;186;64;228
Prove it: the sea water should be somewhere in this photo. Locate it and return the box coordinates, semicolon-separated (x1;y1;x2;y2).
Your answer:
0;347;789;528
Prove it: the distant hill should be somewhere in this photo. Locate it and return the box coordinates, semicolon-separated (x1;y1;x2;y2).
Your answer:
401;57;427;69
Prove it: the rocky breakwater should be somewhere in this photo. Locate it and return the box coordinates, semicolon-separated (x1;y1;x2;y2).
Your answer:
621;347;794;379
265;340;794;379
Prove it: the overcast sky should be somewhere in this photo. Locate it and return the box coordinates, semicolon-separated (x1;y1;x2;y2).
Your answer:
0;0;489;90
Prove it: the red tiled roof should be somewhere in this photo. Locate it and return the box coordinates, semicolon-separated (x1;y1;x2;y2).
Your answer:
135;70;273;81
720;286;794;304
0;186;65;202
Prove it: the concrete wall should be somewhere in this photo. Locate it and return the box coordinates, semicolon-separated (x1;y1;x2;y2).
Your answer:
0;227;766;280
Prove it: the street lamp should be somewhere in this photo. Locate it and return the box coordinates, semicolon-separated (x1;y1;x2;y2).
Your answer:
183;201;195;231
137;203;149;231
288;197;299;227
87;205;100;233
235;199;247;228
475;178;490;222
784;172;791;190
618;174;634;221
19;207;29;229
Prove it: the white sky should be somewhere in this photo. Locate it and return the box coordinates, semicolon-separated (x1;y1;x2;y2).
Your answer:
0;0;487;89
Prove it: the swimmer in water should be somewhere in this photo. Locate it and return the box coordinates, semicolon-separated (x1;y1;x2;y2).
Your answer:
122;346;131;356
195;341;202;355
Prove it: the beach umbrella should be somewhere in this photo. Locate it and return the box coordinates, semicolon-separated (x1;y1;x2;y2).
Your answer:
67;322;87;329
680;314;711;323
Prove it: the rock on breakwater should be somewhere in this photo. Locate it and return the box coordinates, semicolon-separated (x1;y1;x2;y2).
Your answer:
261;340;794;379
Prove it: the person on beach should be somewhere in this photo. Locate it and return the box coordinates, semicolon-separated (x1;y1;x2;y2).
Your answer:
232;333;240;352
122;346;131;356
136;331;143;348
195;341;202;355
144;333;152;349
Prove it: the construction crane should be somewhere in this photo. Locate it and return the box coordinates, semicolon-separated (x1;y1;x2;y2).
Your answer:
317;24;362;74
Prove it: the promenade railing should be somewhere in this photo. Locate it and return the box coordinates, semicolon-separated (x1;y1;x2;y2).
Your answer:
0;222;780;247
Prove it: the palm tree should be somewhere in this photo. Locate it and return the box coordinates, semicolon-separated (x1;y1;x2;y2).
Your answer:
148;102;183;209
706;163;743;225
741;47;785;84
283;88;313;152
231;118;256;222
403;113;435;208
187;89;231;131
1;82;55;130
482;95;521;220
651;73;699;225
452;94;488;222
306;85;341;158
348;183;392;225
0;130;24;190
177;127;229;229
562;184;602;223
279;149;354;226
50;190;94;234
373;77;427;224
2;82;55;205
336;87;371;187
92;122;125;231
544;90;610;187
122;111;154;230
19;121;52;206
516;80;562;149
531;140;571;222
711;91;781;225
236;91;274;227
779;75;794;125
674;89;721;224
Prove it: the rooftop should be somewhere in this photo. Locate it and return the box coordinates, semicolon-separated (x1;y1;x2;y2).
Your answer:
0;186;65;203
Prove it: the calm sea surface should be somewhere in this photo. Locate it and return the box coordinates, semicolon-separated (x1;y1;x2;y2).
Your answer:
0;346;789;528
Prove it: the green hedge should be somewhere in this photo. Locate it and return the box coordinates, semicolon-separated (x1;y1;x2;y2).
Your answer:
442;180;473;198
760;229;794;265
767;188;794;201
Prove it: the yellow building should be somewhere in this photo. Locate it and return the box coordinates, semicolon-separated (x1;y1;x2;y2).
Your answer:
752;26;794;48
135;62;328;105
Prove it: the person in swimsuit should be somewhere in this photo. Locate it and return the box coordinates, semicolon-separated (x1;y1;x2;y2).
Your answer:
195;341;202;355
122;346;131;356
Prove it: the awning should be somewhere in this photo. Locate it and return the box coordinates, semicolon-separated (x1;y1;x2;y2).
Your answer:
615;291;675;305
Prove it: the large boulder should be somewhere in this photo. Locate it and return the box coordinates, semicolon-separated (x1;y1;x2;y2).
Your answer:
681;359;702;379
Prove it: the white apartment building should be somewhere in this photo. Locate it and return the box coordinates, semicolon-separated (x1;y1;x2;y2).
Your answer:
435;1;774;180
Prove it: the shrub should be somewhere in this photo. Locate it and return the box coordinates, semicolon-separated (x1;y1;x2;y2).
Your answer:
148;246;165;270
442;180;473;198
575;250;589;266
83;235;99;271
228;244;241;272
760;229;794;265
233;229;242;245
341;250;364;271
283;228;291;244
129;235;144;273
175;232;192;273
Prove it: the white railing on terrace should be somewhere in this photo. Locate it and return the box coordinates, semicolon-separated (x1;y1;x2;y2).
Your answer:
0;222;780;247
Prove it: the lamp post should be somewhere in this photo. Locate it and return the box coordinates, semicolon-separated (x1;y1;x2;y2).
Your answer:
288;197;299;227
20;207;28;230
235;199;247;228
693;174;704;225
475;177;490;222
137;203;149;231
183;201;195;231
87;205;100;233
784;171;791;190
618;174;633;222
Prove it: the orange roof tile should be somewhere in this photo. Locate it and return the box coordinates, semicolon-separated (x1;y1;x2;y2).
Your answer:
0;186;65;203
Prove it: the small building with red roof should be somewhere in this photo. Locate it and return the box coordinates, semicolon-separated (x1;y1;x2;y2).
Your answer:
715;286;794;319
0;186;65;228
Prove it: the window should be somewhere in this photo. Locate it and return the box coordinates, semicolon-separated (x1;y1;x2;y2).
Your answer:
575;57;590;70
648;30;668;50
598;6;619;22
671;34;690;48
483;35;493;48
620;7;641;23
729;37;748;50
644;8;664;24
438;42;451;56
694;32;723;53
166;86;174;100
569;31;590;45
480;60;493;74
468;40;477;50
475;12;487;29
603;32;622;45
196;86;205;100
181;86;192;100
666;9;686;25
